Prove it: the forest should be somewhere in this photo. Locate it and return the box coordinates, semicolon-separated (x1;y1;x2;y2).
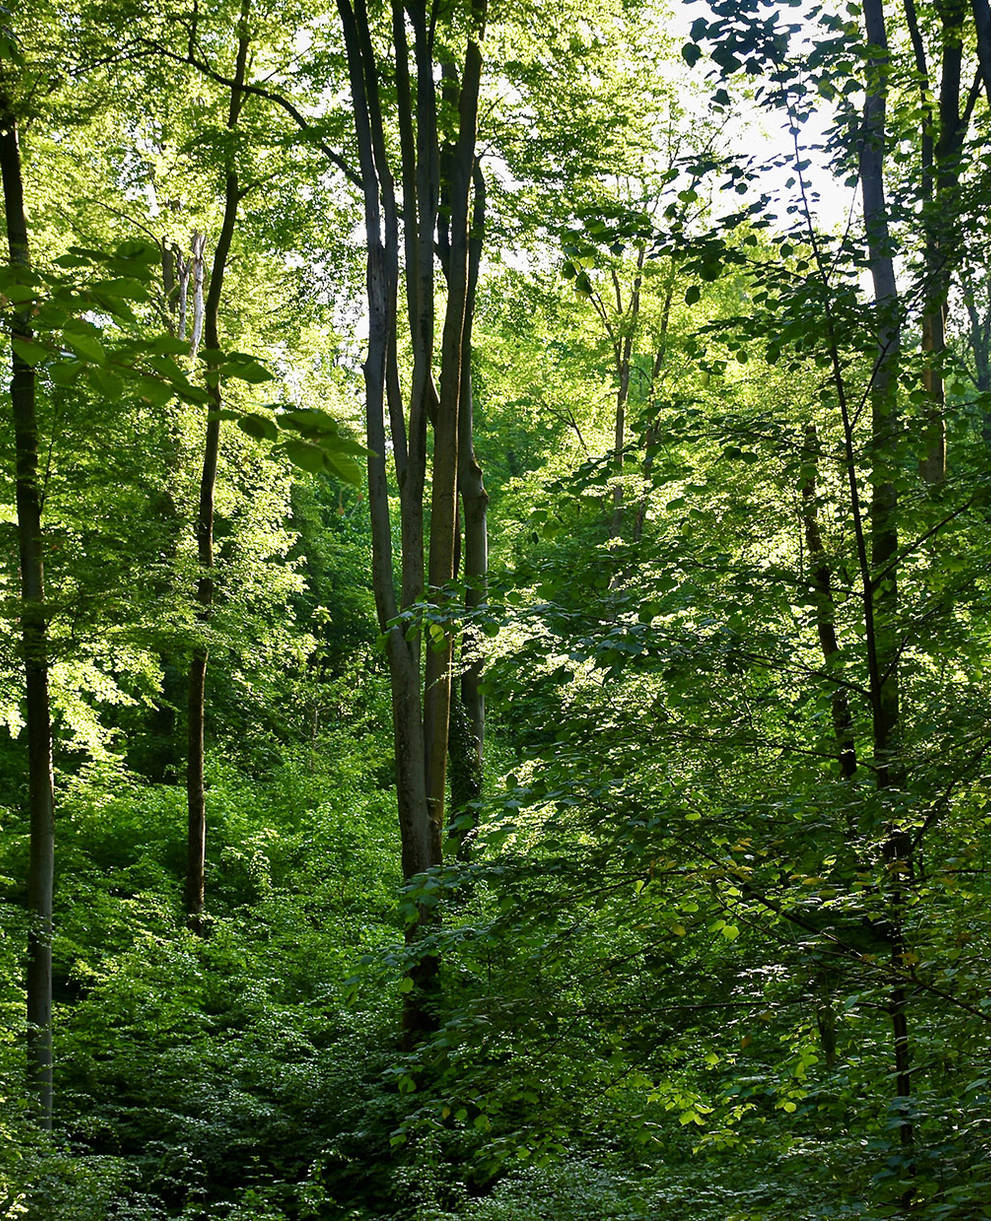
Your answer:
2;0;991;1216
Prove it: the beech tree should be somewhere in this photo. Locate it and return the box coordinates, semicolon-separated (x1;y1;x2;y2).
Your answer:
334;0;487;1037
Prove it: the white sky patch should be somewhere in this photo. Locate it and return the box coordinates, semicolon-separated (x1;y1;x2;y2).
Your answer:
664;0;859;235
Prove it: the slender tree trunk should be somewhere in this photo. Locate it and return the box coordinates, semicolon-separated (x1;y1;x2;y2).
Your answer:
339;0;485;1043
1;101;55;1130
610;356;631;538
422;27;482;868
190;231;205;356
443;159;487;845
973;1;991;443
633;266;675;544
147;239;193;784
609;249;644;540
800;426;857;780
964;294;991;443
905;0;965;483
800;422;856;1067
457;331;488;755
162;242;177;320
861;0;914;1196
185;10;250;932
862;0;901;782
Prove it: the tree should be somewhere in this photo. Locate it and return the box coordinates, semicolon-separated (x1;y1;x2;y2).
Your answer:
335;0;487;1038
1;76;55;1132
185;0;251;933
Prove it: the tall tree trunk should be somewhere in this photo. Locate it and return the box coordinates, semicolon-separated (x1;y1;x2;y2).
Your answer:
339;0;486;1043
905;0;966;484
185;8;250;933
1;101;55;1130
862;0;901;784
861;0;914;1196
422;20;483;878
963;292;991;443
440;143;488;846
457;164;488;770
610;352;631;538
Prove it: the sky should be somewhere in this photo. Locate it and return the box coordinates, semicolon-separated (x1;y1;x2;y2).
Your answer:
663;0;858;235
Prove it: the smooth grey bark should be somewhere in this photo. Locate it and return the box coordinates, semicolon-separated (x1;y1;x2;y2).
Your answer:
338;0;431;889
189;231;205;357
862;0;901;780
423;34;482;867
1;100;55;1130
964;291;991;443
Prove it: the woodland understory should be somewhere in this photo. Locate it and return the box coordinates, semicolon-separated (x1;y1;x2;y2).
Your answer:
3;0;991;1217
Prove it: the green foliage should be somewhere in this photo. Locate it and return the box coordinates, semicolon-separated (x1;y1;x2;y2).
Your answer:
3;0;991;1217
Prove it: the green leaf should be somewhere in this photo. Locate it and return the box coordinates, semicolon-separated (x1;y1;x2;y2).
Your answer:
237;413;280;442
712;46;742;73
0;32;25;64
3;283;36;304
322;450;365;486
113;239;159;264
65;332;106;364
93;277;150;302
52;253;91;269
283;439;327;474
134;375;174;407
224;352;273;383
87;365;124;399
684;285;701;306
147;354;188;381
49;359;83;387
11;336;46;366
682;42;702;67
149;334;193;356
